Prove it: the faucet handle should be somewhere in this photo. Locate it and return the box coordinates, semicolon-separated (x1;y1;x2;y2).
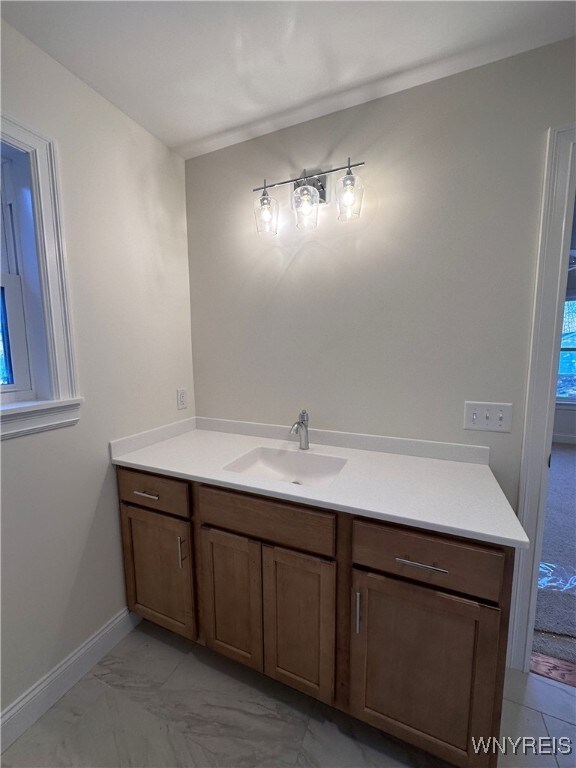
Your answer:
299;409;309;423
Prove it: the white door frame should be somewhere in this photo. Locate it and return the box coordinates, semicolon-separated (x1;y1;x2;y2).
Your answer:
508;124;576;671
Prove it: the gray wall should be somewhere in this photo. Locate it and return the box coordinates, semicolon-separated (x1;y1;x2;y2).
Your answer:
186;39;575;506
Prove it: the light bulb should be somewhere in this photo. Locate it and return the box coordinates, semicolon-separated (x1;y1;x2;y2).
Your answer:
336;171;363;222
260;202;272;223
300;192;313;216
341;180;356;207
293;183;320;229
254;189;278;235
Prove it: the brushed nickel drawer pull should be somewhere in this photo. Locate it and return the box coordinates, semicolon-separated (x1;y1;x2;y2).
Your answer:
355;591;361;634
177;536;184;569
133;490;160;501
395;557;449;575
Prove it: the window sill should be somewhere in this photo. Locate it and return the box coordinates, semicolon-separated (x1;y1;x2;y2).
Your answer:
1;397;83;439
555;399;576;409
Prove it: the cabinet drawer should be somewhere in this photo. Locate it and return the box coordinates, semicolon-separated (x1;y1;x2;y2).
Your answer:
117;468;190;519
197;486;335;558
352;519;505;603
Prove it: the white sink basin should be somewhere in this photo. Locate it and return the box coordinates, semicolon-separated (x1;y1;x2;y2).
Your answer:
223;447;347;488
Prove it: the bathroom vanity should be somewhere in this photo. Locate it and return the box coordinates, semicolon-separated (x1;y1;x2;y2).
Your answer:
112;424;528;768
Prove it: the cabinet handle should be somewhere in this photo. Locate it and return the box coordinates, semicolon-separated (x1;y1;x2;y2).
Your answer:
355;591;361;634
133;490;160;501
395;557;449;575
177;536;184;569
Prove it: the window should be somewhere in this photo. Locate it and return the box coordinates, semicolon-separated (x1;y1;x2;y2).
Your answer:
0;287;15;385
0;117;81;439
557;296;576;400
1;148;35;402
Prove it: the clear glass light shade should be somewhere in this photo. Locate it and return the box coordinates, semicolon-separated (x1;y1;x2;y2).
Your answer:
293;184;320;230
336;172;364;221
254;192;279;235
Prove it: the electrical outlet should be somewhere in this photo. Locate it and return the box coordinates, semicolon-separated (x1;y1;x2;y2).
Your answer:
176;388;187;410
464;402;512;432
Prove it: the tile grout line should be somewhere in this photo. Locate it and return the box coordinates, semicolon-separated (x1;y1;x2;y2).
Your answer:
539;707;561;768
539;708;576;728
503;695;576;728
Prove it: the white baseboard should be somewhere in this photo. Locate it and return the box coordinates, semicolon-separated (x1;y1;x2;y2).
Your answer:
0;608;140;751
552;433;576;445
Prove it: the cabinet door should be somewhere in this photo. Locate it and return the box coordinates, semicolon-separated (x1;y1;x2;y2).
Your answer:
350;569;500;768
120;503;196;639
201;527;263;671
263;545;336;703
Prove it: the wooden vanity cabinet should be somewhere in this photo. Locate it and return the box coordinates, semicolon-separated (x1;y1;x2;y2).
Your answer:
118;468;196;640
198;485;337;703
349;519;513;768
115;469;515;768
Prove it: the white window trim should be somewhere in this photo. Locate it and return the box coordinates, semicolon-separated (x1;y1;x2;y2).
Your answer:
0;116;82;439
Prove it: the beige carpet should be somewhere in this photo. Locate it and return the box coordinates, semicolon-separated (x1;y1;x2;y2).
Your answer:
532;443;576;663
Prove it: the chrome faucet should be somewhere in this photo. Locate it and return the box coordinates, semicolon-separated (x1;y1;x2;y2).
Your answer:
290;409;310;450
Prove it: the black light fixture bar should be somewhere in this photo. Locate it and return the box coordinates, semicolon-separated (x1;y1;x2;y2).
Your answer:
252;161;365;193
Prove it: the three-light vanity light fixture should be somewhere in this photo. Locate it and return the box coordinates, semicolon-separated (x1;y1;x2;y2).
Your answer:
253;158;365;235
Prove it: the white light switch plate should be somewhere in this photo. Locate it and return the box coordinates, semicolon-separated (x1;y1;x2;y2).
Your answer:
464;402;512;432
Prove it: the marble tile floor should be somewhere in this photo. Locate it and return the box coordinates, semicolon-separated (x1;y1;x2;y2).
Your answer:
2;621;576;768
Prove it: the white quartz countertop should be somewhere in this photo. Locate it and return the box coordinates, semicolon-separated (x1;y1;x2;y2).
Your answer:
111;426;529;549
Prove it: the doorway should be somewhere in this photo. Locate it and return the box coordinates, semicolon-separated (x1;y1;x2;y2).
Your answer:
531;440;576;679
509;124;576;676
530;216;576;682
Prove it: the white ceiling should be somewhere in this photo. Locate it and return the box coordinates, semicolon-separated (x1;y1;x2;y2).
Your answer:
2;1;575;158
